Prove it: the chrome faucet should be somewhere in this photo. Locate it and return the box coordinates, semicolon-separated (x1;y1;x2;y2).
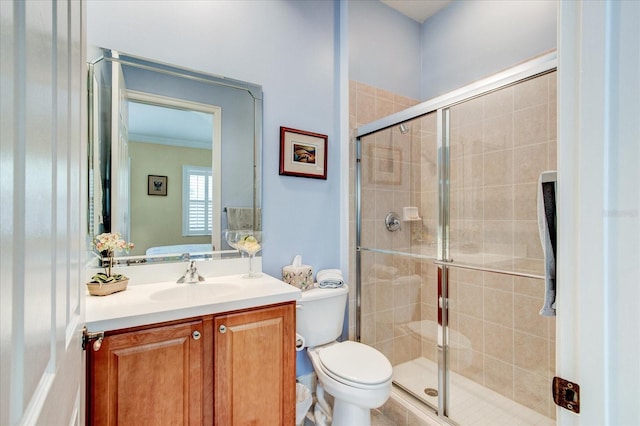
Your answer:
177;260;205;284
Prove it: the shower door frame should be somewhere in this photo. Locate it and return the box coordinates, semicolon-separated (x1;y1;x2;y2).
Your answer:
354;52;557;422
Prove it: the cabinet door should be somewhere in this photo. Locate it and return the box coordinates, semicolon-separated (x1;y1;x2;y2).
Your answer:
214;303;295;425
87;320;204;426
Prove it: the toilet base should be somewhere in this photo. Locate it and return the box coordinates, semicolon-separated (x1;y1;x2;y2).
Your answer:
332;399;371;426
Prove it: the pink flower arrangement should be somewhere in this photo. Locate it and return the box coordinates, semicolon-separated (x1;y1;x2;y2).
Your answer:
91;232;134;283
94;232;134;255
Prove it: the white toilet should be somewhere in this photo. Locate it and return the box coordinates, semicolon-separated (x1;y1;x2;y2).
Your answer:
297;285;392;426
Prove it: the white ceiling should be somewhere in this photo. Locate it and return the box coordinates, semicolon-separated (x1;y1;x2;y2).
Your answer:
128;101;213;150
380;0;452;23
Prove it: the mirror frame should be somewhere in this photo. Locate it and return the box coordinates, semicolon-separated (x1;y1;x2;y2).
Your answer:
87;48;263;267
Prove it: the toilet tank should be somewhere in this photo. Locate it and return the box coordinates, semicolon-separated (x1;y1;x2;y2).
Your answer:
296;285;349;348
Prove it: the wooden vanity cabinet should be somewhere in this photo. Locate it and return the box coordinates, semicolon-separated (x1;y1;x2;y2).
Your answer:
86;302;295;426
86;318;210;426
214;303;296;425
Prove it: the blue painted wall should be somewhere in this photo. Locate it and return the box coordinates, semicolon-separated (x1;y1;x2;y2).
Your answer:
348;0;422;100
348;0;556;103
87;0;341;281
421;0;557;99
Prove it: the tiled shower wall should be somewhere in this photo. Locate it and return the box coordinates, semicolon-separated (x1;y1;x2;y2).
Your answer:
349;71;556;419
347;81;420;340
446;72;557;419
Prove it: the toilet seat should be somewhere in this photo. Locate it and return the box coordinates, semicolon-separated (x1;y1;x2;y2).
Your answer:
317;341;392;389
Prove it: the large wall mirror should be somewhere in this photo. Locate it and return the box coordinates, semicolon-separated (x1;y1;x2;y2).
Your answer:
88;48;262;263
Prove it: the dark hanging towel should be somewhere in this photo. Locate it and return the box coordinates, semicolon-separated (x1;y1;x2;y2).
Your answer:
537;171;557;316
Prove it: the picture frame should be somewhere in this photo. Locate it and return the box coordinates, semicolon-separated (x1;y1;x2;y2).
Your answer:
148;175;168;196
279;127;328;179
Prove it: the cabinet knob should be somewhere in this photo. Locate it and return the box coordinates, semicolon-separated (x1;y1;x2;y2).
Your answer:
219;325;227;334
93;337;103;351
192;330;201;340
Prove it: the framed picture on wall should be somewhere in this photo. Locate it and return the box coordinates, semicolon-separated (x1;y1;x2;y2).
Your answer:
279;126;328;179
148;175;168;196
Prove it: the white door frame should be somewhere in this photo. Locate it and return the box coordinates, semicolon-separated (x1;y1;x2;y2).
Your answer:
0;1;87;424
557;1;640;424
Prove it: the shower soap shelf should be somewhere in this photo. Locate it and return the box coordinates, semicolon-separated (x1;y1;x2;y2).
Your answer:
402;207;421;221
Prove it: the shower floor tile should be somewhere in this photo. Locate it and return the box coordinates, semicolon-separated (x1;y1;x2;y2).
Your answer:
393;357;555;426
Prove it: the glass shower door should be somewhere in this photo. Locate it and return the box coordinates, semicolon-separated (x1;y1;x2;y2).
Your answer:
354;57;558;426
356;112;441;410
444;72;557;424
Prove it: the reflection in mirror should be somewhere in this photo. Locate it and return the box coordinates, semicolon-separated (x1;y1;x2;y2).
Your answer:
88;48;262;264
127;95;219;255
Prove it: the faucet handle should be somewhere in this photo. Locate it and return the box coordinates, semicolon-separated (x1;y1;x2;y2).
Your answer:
187;260;205;283
192;261;205;282
177;260;197;284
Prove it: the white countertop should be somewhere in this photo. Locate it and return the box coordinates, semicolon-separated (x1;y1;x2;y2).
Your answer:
85;273;301;332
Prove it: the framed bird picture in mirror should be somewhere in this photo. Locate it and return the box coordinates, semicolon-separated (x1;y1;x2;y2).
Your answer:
148;175;168;196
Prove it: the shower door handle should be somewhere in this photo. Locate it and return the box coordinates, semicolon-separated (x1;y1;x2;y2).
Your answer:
438;296;448;309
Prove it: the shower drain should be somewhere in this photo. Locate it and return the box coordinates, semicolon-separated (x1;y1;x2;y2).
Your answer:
424;388;438;397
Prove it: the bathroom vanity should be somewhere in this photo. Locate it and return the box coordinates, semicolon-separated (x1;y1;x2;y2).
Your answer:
84;272;300;425
84;48;279;424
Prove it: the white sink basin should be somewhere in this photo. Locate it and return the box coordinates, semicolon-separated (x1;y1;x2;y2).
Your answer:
149;282;243;302
85;272;302;332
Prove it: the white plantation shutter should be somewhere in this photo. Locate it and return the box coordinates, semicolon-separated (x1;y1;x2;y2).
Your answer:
183;166;213;235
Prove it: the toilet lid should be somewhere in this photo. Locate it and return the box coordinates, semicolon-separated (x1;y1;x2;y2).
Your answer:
318;341;392;386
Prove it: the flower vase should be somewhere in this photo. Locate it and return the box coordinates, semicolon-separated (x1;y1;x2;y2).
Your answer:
86;278;129;296
87;252;129;296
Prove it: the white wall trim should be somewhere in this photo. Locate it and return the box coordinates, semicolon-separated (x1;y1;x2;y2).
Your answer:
338;0;350;274
558;1;640;424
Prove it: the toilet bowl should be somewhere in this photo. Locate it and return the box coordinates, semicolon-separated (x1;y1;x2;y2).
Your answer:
296;285;393;426
309;341;392;413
